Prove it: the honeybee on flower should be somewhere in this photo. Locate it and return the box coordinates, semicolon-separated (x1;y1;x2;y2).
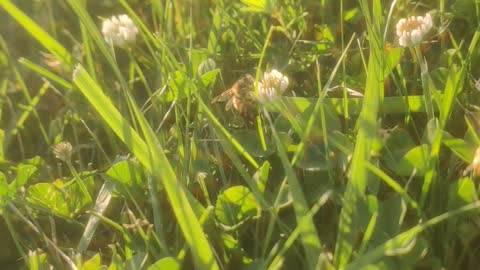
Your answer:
211;74;257;119
212;69;290;119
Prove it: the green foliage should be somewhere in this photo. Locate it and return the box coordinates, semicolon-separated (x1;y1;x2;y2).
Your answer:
215;185;259;226
442;131;474;163
232;129;274;157
447;177;477;210
27;175;93;218
0;129;4;161
80;254;101;270
73;65;219;269
106;159;146;197
28;250;52;270
334;0;385;266
0;173;8;214
1;0;480;269
147;257;181;270
253;161;269;194
395;144;430;177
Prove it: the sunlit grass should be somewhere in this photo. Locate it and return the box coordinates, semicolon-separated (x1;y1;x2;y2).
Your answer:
1;0;480;269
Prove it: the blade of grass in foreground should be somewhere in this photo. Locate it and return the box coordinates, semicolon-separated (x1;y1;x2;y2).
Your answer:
420;62;468;208
196;94;259;169
267;191;333;270
73;65;219;270
77;181;115;253
0;0;72;67
18;58;73;90
263;110;322;270
333;0;384;267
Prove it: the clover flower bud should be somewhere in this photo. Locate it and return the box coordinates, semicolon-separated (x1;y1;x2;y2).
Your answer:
52;141;73;163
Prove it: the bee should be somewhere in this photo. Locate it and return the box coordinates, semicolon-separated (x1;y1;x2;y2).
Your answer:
212;74;257;119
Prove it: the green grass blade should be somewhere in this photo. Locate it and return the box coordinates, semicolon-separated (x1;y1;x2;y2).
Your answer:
18;58;73;90
126;91;219;270
65;0;125;85
364;162;420;214
0;0;72;67
10;82;49;137
72;66;149;169
268;95;438;116
72;65;219;270
420;64;466;208
267;191;333;270
197;92;271;210
264;110;322;270
196;93;259;169
77;181;115;253
333;0;384;267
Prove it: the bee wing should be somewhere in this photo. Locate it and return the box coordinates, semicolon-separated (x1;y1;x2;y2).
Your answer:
225;97;234;111
211;89;234;103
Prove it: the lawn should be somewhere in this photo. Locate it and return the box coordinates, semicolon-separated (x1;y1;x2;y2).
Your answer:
1;0;480;269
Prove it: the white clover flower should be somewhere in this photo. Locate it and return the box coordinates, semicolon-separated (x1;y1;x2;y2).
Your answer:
257;69;289;103
52;141;73;163
101;14;138;47
395;13;432;47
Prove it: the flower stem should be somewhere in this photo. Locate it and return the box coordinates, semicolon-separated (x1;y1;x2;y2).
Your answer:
414;46;434;121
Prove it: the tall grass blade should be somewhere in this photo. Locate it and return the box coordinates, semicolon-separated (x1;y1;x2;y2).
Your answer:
333;0;384;267
420;64;465;207
77;181;115;253
18;58;73;90
0;0;72;67
73;65;219;270
264;110;322;270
